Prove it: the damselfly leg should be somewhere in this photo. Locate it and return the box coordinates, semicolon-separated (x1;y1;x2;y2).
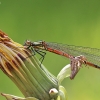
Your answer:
35;49;46;64
25;43;46;65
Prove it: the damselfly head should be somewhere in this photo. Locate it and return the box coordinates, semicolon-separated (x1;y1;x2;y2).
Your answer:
24;40;45;48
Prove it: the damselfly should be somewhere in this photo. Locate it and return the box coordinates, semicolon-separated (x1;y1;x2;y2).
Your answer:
24;40;100;79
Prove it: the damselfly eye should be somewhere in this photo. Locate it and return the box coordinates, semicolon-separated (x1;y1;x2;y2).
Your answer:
24;40;31;46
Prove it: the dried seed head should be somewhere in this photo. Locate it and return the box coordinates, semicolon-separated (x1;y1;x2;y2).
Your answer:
0;30;59;100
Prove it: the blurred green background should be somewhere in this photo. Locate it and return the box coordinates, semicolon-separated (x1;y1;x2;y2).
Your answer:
0;0;100;100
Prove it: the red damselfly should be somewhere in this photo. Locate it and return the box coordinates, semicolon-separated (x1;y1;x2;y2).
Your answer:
24;40;100;79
